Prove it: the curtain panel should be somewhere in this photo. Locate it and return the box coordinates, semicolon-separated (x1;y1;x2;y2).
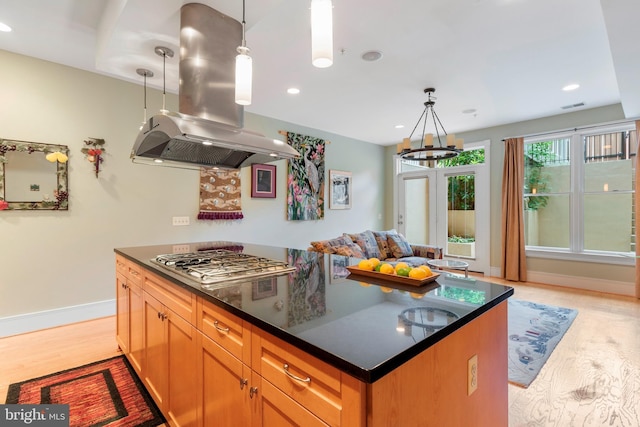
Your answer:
635;120;640;298
501;137;527;281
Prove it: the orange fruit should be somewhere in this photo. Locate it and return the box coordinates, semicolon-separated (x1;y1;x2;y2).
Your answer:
409;268;428;280
417;265;433;276
379;263;395;274
368;258;381;268
380;287;393;293
359;281;371;287
358;259;375;271
394;262;409;272
410;292;425;299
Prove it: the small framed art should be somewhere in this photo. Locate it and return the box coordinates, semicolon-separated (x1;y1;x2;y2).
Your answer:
251;163;276;198
329;170;352;209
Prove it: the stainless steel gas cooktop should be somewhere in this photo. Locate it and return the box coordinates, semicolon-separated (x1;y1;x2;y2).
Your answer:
151;249;295;287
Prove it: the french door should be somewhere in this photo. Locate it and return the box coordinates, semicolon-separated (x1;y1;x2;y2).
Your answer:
397;164;489;274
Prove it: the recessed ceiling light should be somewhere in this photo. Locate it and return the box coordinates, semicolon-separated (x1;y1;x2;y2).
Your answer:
287;88;300;95
395;124;405;129
361;50;383;62
563;83;580;91
0;22;12;32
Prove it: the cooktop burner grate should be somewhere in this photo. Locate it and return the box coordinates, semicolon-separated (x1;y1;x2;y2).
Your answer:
151;249;295;286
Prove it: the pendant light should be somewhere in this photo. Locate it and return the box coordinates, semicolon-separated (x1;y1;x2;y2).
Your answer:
398;88;463;162
136;68;153;130
311;0;333;68
235;0;252;105
154;46;174;114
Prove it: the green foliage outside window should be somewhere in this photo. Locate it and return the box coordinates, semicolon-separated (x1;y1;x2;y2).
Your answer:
524;141;555;210
439;149;485;211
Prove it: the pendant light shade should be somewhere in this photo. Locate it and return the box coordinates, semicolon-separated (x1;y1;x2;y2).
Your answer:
235;47;252;106
311;0;333;68
235;0;252;105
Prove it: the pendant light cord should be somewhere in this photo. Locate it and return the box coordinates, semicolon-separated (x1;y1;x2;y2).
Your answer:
161;51;167;112
241;0;247;47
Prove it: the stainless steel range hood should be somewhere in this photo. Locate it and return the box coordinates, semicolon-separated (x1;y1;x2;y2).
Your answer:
131;3;299;169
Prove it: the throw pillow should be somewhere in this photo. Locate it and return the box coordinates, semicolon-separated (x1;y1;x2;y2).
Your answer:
332;243;366;258
346;230;381;259
388;233;414;258
310;235;354;253
372;229;399;259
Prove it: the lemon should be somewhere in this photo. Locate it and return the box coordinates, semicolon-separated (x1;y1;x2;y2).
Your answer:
409;268;428;280
410;292;425;299
379;263;395;275
380;287;393;293
394;262;410;272
368;258;381;268
358;259;375;271
417;265;433;275
359;281;371;287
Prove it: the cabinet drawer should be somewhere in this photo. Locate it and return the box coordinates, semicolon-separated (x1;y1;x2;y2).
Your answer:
252;330;343;427
197;297;251;364
144;271;196;324
127;261;143;287
115;255;128;276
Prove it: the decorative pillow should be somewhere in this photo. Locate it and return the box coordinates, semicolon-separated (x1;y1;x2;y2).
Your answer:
372;229;399;259
310;235;354;253
346;230;381;259
388;233;414;258
331;243;366;259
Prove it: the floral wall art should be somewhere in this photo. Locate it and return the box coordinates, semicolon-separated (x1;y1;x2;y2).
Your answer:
286;132;325;221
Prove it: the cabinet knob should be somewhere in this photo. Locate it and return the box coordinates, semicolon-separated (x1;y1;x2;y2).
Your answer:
213;320;230;333
249;386;258;399
283;364;311;383
240;378;248;390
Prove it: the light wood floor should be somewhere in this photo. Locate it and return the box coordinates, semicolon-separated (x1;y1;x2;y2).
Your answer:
1;278;639;427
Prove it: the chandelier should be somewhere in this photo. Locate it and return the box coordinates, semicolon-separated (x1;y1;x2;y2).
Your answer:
397;88;463;162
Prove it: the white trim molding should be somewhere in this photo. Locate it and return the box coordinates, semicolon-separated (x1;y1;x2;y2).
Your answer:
0;299;115;338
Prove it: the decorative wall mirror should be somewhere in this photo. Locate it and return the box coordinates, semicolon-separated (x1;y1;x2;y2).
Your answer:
0;139;69;210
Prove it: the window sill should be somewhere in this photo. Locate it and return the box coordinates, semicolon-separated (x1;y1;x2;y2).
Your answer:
525;248;636;266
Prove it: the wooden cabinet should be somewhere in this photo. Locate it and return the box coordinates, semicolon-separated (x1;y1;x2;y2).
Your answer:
252;329;364;427
141;270;198;427
115;256;143;375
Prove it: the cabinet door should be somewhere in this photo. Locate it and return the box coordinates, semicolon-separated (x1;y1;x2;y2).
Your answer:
115;272;129;354
165;310;198;427
128;281;144;376
197;331;251;427
142;292;167;409
254;375;329;427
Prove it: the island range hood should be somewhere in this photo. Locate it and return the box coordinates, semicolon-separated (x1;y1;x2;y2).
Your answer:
131;3;299;169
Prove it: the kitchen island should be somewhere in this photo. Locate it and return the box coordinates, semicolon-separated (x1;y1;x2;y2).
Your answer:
115;241;513;427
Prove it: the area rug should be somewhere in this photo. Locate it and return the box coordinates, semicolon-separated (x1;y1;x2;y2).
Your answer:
5;355;165;427
508;298;578;388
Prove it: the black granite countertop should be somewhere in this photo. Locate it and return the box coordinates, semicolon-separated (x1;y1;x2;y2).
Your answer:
115;241;513;383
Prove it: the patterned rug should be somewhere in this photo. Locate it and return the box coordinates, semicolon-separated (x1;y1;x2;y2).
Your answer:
5;355;165;427
508;298;578;388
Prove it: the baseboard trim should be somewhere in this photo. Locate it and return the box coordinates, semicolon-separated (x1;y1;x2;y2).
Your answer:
526;271;635;297
0;299;116;338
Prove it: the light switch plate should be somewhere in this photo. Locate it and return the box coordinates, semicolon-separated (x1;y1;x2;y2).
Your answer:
172;216;190;226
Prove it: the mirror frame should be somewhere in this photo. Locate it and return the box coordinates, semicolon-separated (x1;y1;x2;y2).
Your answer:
0;138;69;210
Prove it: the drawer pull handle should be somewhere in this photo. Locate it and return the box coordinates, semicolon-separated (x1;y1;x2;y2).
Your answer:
213;320;230;333
240;378;248;390
283;364;311;383
130;270;139;276
249;386;258;399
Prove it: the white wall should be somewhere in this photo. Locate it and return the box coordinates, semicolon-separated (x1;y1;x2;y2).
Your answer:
0;50;387;332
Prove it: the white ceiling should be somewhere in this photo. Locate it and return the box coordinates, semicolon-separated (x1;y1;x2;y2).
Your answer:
0;0;639;145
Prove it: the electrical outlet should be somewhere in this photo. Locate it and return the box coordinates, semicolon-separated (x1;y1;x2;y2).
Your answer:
172;216;190;226
172;245;191;254
468;354;478;396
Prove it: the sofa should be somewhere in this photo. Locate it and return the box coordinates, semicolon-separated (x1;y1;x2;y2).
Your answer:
308;229;443;267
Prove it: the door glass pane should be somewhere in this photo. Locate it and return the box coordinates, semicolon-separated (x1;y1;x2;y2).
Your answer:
584;193;633;252
404;177;429;245
524;194;570;248
446;174;475;258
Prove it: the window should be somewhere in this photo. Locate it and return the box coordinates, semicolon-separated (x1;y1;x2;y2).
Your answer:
523;123;636;262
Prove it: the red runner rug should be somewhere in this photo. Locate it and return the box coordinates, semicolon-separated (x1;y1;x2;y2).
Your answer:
5;355;165;427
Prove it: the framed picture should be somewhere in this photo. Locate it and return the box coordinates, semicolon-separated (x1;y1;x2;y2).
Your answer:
329;170;352;209
252;277;278;300
251;163;276;198
329;254;350;284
